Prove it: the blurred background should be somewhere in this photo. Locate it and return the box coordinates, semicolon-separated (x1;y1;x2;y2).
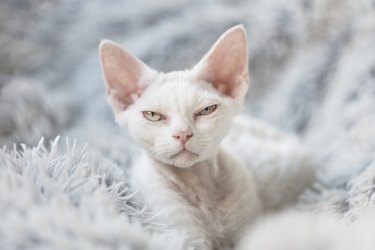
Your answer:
0;0;374;185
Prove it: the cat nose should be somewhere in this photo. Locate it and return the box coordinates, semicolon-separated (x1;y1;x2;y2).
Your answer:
172;131;193;145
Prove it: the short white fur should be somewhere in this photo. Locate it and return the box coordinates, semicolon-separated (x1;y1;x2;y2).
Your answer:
99;25;314;249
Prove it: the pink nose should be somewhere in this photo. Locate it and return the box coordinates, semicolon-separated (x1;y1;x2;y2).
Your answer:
172;131;193;144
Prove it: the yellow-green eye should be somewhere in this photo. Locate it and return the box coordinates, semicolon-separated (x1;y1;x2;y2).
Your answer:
142;111;163;121
197;104;217;116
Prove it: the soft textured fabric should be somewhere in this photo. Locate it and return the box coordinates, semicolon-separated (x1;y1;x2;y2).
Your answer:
0;0;374;249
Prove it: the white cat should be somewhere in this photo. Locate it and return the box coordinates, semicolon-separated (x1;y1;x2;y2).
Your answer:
99;25;314;249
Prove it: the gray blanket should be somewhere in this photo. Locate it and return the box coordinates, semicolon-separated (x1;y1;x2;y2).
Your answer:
0;0;374;249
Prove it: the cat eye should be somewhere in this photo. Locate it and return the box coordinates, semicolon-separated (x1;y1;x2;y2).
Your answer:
197;104;217;116
142;111;164;121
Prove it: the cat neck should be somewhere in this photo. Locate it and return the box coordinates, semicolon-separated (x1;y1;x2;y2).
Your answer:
149;150;230;207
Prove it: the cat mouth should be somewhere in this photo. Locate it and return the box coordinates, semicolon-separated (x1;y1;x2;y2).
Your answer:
170;149;199;159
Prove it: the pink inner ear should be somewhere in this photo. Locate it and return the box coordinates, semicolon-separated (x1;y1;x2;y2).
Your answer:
195;26;249;100
99;40;156;112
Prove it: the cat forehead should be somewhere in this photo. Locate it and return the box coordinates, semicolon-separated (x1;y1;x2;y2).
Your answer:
138;71;224;110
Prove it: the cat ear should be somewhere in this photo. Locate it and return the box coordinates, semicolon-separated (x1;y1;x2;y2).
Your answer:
99;40;158;113
193;25;249;101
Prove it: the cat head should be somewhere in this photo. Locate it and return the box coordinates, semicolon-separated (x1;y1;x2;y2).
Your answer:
99;25;249;168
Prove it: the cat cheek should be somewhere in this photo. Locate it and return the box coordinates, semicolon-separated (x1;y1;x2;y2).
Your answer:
129;121;155;145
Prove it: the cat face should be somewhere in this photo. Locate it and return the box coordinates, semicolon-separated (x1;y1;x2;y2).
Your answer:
99;25;249;168
119;73;235;167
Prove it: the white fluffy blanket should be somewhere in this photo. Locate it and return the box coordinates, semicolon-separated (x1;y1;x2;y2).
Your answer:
0;0;374;249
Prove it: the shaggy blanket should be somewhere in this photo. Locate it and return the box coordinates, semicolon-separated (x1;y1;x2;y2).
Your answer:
0;0;374;249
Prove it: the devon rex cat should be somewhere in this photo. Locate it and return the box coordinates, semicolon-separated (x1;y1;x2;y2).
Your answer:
99;25;314;249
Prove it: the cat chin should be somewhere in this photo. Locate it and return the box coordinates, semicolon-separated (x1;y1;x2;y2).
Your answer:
166;157;200;168
174;159;201;168
154;154;202;168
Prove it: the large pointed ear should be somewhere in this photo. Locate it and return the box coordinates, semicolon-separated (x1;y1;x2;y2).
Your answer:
193;25;249;102
99;40;158;113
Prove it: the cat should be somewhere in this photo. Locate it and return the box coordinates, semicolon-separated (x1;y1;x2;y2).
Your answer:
99;25;314;250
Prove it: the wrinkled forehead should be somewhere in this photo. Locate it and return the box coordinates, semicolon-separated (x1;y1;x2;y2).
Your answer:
138;72;223;112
